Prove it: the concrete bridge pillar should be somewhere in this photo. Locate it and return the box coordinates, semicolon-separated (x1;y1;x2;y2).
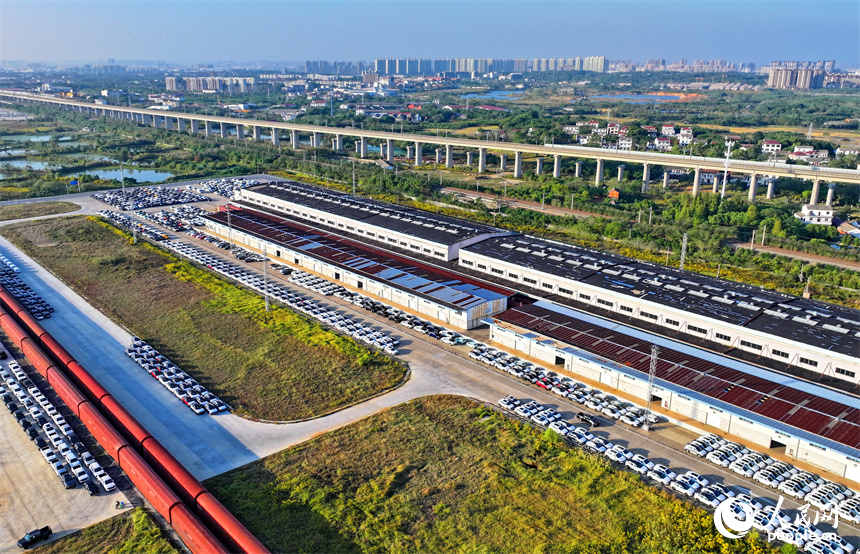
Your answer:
164;117;173;131
435;148;442;164
536;157;544;175
500;153;507;171
252;126;261;141
643;163;651;185
553;155;561;179
152;115;159;128
663;172;670;188
617;164;625;181
272;129;280;146
466;152;474;166
478;148;487;172
360;136;367;158
406;145;413;159
445;144;453;168
177;118;186;132
766;177;775;200
514;151;523;178
748;173;758;202
291;130;300;148
190;120;198;134
595;158;604;185
311;132;321;147
204;121;212;136
334;134;343;151
414;142;422;166
387;139;394;163
236;125;244;140
575;161;583;178
221;123;229;139
810;179;821;205
692;167;701;196
826;183;836;206
712;174;720;194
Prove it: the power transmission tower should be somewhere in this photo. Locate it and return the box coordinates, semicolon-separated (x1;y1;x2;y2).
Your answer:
679;233;688;271
807;122;813;140
643;345;660;431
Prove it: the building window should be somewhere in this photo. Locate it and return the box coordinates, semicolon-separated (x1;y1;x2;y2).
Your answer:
434;251;445;257
461;260;474;267
490;268;503;275
597;298;613;307
410;244;420;250
835;368;856;378
665;318;679;326
367;232;375;238
477;264;487;270
641;312;658;320
772;349;789;359
347;226;354;231
388;237;397;243
799;357;818;368
579;293;591;301
508;273;518;280
423;248;431;254
542;283;554;290
523;277;537;285
559;287;574;296
620;305;633;313
740;340;762;351
400;241;408;247
687;325;706;334
715;333;731;342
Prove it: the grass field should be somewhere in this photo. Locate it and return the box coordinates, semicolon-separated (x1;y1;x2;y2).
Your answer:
0;201;80;221
32;509;178;554
1;216;407;420
206;395;778;554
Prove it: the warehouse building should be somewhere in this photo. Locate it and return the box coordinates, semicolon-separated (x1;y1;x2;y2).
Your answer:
489;301;860;482
461;235;860;386
202;207;513;329
234;181;515;261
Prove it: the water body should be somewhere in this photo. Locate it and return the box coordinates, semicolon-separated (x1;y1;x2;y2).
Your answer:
588;94;683;103
0;149;35;157
460;90;525;100
0;159;57;171
0;134;74;143
64;168;174;183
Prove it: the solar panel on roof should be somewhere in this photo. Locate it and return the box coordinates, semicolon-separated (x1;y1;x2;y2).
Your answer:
501;243;515;249
602;269;621;275
711;296;734;304
792;316;817;326
822;324;849;334
665;284;685;292
516;247;531;253
548;255;564;262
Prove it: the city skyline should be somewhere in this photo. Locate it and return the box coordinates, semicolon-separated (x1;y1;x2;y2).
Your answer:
1;1;858;67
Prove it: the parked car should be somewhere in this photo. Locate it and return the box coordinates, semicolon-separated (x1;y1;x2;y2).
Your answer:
17;527;52;549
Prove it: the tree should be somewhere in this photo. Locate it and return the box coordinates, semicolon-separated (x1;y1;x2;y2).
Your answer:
771;218;785;237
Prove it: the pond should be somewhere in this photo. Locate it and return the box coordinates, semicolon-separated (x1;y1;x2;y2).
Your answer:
460;90;526;100
587;93;683;103
0;134;74;143
0;159;57;171
64;167;174;183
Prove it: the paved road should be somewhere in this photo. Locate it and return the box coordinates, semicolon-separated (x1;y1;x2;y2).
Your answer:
0;200;856;547
442;186;613;220
732;241;860;272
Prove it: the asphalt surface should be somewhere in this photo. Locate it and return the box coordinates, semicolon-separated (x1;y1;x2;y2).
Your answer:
0;185;856;549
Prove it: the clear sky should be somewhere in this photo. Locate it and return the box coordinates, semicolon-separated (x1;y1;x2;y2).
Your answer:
1;0;858;67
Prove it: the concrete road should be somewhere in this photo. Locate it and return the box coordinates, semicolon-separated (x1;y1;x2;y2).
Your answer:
0;202;856;547
731;241;860;272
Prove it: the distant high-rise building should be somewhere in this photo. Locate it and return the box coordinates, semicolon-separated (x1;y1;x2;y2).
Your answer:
165;77;179;91
582;56;607;73
767;68;825;90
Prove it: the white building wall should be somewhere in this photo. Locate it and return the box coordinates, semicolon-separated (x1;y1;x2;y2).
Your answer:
461;250;859;385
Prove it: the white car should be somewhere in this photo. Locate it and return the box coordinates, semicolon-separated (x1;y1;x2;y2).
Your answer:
647;468;673;486
670;478;698;496
626;459;649;475
70;460;89;483
651;464;676;480
99;474;117;492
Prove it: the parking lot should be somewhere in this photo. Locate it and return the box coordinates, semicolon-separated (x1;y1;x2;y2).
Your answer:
0;192;856;550
0;348;127;552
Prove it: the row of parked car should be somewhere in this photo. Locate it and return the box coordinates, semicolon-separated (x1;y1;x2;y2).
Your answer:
186;230;231;250
0;265;53;320
477;345;661;429
91;185;209;211
684;433;857;552
162;241;400;357
98;210;170;242
186;177;261;199
124;338;227;416
687;433;860;525
1;357;115;495
502;397;855;553
133;205;207;233
0;251;19;273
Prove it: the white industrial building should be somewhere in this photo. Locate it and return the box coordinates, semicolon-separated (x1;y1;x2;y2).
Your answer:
489;301;860;483
461;235;860;385
201;207;512;329
234;181;515;261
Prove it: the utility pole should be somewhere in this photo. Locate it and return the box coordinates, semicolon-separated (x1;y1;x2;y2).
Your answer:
263;244;270;312
679;233;688;271
750;229;756;249
352;159;356;195
761;227;766;246
643;345;660;431
720;140;732;200
637;210;642;224
649;206;653;224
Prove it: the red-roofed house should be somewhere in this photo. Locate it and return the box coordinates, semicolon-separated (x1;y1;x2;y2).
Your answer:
762;140;783;153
